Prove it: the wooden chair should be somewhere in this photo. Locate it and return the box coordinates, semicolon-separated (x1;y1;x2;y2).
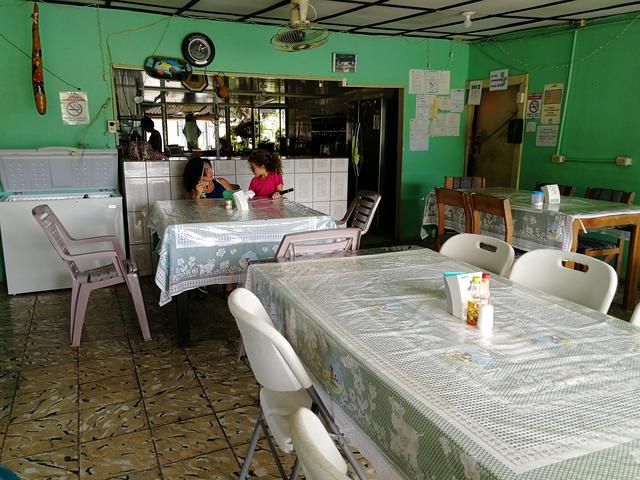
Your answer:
444;176;486;190
578;187;635;273
534;182;577;197
434;188;472;248
469;193;513;244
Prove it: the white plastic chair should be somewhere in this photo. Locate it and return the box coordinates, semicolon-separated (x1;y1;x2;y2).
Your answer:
630;304;640;327
291;408;349;480
439;233;515;277
509;249;617;313
275;228;361;260
228;288;367;480
336;191;381;235
32;204;150;347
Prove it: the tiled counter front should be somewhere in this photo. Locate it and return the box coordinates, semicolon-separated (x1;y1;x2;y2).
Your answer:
122;157;349;275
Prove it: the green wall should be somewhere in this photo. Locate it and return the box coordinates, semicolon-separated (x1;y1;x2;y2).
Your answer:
468;15;640;197
0;0;470;241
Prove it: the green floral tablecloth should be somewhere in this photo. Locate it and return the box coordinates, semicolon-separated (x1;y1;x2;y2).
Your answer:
150;198;336;305
421;187;640;251
245;249;640;480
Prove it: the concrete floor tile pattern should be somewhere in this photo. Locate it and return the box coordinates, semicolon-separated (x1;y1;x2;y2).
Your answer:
0;280;378;479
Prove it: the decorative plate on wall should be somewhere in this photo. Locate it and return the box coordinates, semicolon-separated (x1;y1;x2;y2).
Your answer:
182;33;215;67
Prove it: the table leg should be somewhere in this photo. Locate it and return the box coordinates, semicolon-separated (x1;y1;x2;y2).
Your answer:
624;224;640;310
176;292;191;347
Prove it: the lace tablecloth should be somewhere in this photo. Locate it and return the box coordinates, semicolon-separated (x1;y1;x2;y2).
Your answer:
245;248;640;480
150;198;335;305
421;187;640;251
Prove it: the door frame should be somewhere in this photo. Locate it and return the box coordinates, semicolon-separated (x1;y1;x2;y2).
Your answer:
464;74;528;188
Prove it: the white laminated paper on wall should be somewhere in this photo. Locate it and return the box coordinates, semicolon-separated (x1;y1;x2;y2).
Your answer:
437;70;451;95
468;80;483;105
489;69;509;91
409;69;426;94
60;91;90;125
432;115;446;137
536;125;559;147
438;97;451;111
416;94;435;118
424;70;439;93
445;113;461;137
449;89;465;112
410;117;429;151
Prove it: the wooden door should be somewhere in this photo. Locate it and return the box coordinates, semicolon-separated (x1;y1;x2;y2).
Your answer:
465;75;527;188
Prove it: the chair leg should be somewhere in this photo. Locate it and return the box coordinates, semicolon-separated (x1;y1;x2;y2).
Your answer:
289;457;301;480
125;273;151;341
263;421;289;480
71;286;91;348
239;411;264;480
70;283;79;340
307;387;368;480
616;240;625;274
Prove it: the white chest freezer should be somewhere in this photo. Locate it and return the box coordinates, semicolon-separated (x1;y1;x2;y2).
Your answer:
0;148;125;294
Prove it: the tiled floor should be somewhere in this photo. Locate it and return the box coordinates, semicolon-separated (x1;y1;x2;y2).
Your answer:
0;281;378;479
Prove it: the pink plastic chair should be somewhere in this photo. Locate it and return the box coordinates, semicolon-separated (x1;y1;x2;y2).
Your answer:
32;204;150;347
336;191;381;235
275;228;361;260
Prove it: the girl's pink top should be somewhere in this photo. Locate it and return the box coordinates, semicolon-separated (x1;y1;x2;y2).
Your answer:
249;172;283;197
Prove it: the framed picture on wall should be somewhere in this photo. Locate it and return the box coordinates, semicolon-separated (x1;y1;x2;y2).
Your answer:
332;53;357;73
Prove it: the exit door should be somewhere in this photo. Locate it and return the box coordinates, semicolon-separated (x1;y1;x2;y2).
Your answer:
465;75;528;188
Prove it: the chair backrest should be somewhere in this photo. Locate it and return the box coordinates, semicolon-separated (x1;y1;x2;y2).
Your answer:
342;191;381;235
509;249;617;313
228;288;313;392
439;233;515;277
631;304;640;327
290;408;349;480
470;193;513;244
534;182;576;197
276;228;361;260
444;176;486;190
32;204;80;278
434;188;472;237
585;187;635;205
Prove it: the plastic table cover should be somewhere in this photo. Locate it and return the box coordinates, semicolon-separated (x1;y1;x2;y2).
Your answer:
421;187;640;251
150;198;336;305
245;248;640;480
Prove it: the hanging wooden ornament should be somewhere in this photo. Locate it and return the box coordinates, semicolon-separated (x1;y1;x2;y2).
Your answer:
32;3;46;115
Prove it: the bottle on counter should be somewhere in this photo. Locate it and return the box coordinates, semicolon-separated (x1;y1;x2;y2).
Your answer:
466;276;482;326
480;273;491;303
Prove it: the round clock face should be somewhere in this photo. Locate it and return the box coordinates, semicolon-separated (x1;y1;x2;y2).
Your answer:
182;33;215;67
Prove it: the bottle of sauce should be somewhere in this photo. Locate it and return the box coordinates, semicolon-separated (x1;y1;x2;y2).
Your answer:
466;276;482;326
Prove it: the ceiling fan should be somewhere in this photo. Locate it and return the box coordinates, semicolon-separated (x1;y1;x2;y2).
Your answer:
271;0;330;52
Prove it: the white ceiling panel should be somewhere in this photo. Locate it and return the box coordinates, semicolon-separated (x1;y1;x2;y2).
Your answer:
43;0;640;39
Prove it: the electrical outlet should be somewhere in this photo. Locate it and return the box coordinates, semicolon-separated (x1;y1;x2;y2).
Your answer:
551;154;565;163
107;120;117;134
616;156;632;167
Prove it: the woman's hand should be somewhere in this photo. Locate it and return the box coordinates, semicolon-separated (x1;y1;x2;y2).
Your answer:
195;180;207;195
271;191;281;199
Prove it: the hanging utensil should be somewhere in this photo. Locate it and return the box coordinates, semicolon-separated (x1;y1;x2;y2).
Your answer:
32;2;46;115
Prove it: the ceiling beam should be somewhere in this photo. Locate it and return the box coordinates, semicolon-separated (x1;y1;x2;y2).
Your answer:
237;1;290;21
175;0;201;15
316;0;390;22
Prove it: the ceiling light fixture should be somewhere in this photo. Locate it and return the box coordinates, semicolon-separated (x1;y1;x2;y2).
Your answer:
462;11;475;29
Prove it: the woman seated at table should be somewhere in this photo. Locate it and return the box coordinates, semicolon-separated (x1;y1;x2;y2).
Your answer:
183;158;238;200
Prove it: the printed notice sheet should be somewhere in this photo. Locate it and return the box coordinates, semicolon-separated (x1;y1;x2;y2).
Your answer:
410;117;430;151
526;93;543;119
536;125;559;146
437;70;450;95
409;70;426;94
489;69;509;91
541;83;564;124
468;80;482;105
416;94;435;118
450;89;465;112
60;92;90;125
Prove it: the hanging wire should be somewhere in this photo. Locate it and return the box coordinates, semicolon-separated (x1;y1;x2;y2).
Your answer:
476;12;640;71
0;31;82;90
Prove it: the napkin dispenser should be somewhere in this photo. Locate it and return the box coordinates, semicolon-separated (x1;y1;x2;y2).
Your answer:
542;184;561;204
233;190;250;211
444;271;482;319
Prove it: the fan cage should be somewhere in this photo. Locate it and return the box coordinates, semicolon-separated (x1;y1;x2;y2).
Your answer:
271;24;330;52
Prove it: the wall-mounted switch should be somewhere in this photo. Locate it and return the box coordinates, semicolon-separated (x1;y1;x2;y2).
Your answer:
551;154;565;163
615;156;632;167
107;120;117;134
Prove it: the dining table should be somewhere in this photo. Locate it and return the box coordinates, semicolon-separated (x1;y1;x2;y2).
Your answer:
421;187;640;310
149;197;336;346
244;248;640;480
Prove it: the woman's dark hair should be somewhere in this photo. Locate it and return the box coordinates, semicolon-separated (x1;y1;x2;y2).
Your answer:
183;157;211;191
248;149;282;174
141;116;155;131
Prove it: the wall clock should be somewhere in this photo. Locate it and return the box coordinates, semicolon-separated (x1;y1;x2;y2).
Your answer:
182;33;215;67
